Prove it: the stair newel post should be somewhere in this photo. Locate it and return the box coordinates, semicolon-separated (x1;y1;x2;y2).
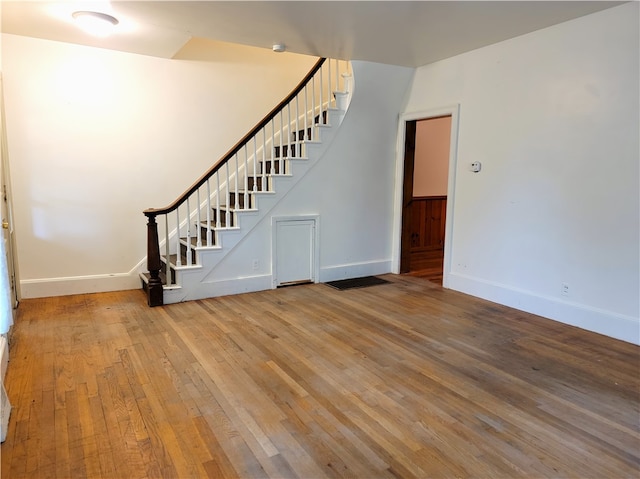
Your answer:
145;213;164;307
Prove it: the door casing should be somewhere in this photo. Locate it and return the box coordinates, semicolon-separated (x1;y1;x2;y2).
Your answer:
392;105;460;288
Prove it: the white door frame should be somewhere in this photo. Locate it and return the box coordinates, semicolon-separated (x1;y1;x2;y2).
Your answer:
391;104;460;288
271;215;320;288
0;74;19;313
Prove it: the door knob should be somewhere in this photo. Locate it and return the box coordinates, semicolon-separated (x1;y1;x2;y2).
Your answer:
2;219;8;230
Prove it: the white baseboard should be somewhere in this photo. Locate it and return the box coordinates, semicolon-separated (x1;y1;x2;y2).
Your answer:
448;272;639;345
319;260;392;283
162;260;393;304
0;335;10;443
0;336;7;382
20;272;141;299
163;274;274;304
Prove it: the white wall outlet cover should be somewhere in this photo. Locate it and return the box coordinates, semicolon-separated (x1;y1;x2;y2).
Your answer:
470;161;482;173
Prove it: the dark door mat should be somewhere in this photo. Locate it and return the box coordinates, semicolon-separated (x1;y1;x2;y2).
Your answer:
325;276;390;291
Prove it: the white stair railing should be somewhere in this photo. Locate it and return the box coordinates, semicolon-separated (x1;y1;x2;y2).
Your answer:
143;58;350;306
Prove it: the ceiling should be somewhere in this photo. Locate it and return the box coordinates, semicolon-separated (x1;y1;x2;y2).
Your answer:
1;1;624;67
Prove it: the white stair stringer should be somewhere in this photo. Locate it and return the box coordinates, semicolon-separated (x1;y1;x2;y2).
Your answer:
163;92;351;304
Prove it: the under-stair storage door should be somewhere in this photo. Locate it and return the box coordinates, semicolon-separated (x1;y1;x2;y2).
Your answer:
272;216;319;287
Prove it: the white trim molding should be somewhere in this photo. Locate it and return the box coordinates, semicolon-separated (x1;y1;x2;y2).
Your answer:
449;272;640;346
392;104;460;288
19;259;147;298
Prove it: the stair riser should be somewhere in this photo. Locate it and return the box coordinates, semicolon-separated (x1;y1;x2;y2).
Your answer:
315;110;328;124
247;176;270;192
158;261;176;284
259;160;285;175
292;127;313;142
273;143;304;159
178;245;197;265
212;208;235;227
228;192;252;209
196;225;217;246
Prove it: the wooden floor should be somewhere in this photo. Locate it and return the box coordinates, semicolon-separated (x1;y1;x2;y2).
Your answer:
408;249;444;285
1;275;639;478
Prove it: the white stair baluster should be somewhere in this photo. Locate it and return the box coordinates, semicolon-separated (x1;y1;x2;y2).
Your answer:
279;112;284;174
319;66;323;124
206;179;212;246
196;189;202;248
225;161;231;227
327;60;332;108
304;85;308;141
295;94;300;146
312;76;316;140
252;136;257;192
215;172;221;228
243;144;249;208
287;102;292;158
165;214;171;286
262;129;267;190
185;197;192;266
271;119;275;174
234;153;239;210
175;208;181;266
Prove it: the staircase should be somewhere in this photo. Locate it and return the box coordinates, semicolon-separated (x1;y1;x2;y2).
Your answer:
141;58;352;306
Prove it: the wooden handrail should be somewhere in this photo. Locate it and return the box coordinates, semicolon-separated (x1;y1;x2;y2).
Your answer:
143;57;326;218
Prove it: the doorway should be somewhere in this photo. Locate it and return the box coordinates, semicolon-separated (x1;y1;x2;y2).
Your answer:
393;105;459;288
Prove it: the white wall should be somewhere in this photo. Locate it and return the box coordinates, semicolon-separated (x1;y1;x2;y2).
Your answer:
1;33;317;297
404;3;639;343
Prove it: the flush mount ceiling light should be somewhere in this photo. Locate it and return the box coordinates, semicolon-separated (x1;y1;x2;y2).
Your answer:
272;44;286;53
72;10;119;37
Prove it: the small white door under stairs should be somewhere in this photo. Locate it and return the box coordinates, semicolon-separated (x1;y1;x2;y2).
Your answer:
272;216;318;287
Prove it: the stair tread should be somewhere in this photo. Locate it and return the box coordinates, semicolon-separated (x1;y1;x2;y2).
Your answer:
180;236;218;248
166;254;201;269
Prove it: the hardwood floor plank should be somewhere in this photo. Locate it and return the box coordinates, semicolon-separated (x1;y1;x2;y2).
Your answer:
2;280;638;479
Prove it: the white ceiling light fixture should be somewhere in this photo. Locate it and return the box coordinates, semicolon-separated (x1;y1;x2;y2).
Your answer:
72;10;119;37
272;43;286;53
